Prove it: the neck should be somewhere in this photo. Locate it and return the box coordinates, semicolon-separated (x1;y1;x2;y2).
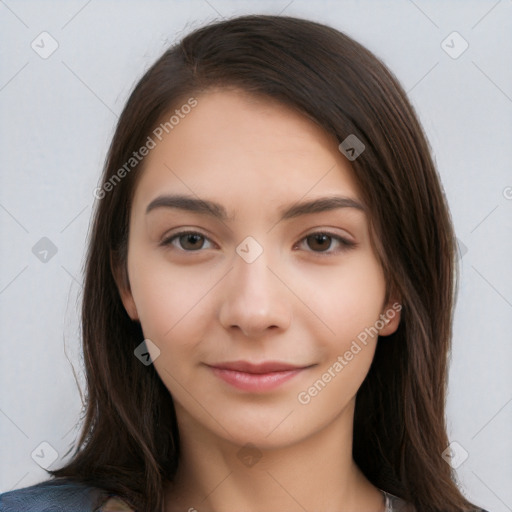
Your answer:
164;400;384;512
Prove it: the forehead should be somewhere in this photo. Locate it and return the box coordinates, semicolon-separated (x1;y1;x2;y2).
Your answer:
131;89;361;214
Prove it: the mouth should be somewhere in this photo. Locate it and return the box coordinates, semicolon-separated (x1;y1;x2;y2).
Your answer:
205;360;314;392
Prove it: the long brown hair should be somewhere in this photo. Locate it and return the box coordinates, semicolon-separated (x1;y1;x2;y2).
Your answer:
49;14;481;512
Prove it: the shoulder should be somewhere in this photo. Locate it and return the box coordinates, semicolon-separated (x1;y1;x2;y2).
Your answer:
0;478;132;512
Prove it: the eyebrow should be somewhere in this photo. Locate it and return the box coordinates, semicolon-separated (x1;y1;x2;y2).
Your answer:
145;194;365;221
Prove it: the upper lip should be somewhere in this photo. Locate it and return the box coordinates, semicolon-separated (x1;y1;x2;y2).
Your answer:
207;360;309;374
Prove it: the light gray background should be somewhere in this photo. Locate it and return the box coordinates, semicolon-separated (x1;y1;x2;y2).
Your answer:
1;1;511;510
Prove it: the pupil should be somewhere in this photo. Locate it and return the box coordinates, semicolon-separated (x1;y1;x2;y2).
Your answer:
308;234;331;251
181;234;203;250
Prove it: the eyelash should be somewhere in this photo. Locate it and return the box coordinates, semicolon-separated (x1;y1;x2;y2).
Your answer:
160;230;356;255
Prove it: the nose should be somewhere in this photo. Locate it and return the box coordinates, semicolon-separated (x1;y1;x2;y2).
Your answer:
218;248;292;338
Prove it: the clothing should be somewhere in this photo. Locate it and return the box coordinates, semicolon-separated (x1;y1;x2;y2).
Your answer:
0;479;110;511
0;477;484;512
383;491;415;512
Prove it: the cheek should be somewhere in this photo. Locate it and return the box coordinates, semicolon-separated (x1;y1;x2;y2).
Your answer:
128;263;216;393
292;254;387;347
129;247;386;354
127;250;219;340
294;260;386;412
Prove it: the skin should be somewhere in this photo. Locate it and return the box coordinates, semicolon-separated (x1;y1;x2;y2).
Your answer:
116;89;401;512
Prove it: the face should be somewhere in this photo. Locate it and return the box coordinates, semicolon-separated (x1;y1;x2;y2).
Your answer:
117;89;400;450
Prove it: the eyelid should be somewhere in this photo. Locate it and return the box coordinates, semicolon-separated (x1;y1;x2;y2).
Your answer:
160;229;356;255
294;230;357;255
160;229;216;250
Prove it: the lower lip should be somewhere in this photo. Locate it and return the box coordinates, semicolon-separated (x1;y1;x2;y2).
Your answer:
209;367;304;392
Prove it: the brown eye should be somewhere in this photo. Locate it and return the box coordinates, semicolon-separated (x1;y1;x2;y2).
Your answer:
161;231;213;251
178;233;205;250
296;231;356;255
306;233;333;252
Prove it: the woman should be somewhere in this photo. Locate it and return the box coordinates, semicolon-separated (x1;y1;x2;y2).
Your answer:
0;14;489;512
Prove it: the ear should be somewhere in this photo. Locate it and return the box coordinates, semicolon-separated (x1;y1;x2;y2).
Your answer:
378;300;402;337
110;250;139;321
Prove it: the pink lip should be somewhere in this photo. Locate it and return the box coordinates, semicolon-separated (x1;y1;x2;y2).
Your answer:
206;360;310;392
